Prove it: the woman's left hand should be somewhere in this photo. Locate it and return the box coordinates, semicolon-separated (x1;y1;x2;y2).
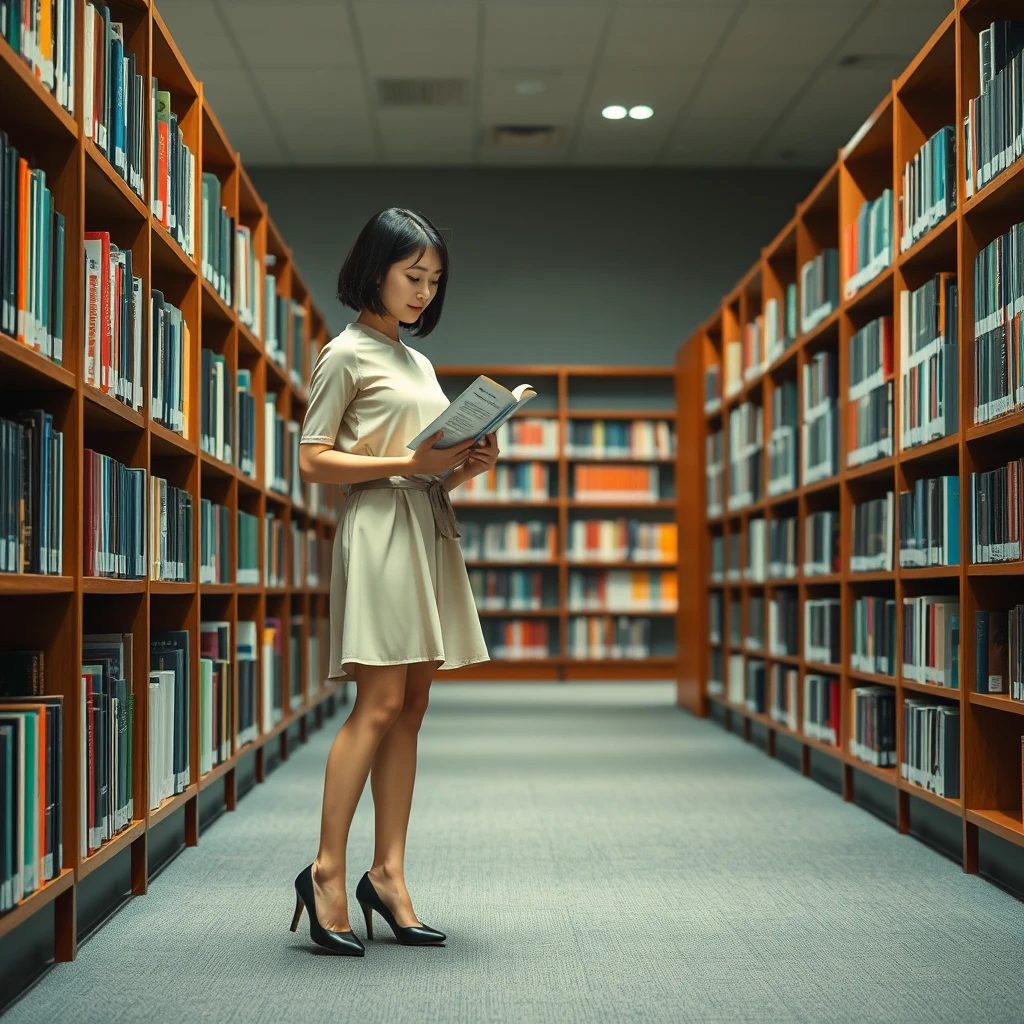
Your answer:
461;432;499;479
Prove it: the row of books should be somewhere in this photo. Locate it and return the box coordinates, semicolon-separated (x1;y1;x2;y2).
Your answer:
847;315;893;468
572;465;664;502
150;81;195;259
799;249;840;335
567;569;677;612
900;126;956;253
459;521;557;562
83;231;142;408
201;173;234;308
567;519;676;563
899;475;960;567
706;429;723;514
852;595;896;676
264;394;302;503
563;419;674;459
849;685;896;767
973;220;1024;425
843;189;893;299
766;379;797;496
970;458;1022;564
495;418;559;458
566;616;658;660
289;302;306;389
964;20;1024;199
900;274;958;449
726;402;762;510
198;499;230;585
0;411;63;576
84;2;145;202
764;285;799;366
150;475;193;583
263;275;289;370
0;136;66;362
458;463;552;502
0;0;76;115
851;491;894;572
468;569;546;611
976;607;1024;699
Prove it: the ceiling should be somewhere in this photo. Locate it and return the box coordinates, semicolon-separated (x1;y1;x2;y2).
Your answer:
159;0;954;168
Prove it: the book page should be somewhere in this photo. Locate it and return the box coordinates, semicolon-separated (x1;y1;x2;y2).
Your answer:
409;375;525;449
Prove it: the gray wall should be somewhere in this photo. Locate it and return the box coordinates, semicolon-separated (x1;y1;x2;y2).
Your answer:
249;167;821;367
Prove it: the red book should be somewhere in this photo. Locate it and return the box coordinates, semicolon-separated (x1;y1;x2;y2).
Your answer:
83;232;111;392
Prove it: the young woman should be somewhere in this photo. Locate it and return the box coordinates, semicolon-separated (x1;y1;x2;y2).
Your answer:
289;208;495;956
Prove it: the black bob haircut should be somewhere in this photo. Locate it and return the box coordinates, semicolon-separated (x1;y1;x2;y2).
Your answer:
336;208;449;338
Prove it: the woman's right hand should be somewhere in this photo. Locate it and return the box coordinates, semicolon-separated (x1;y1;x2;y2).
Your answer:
406;430;478;476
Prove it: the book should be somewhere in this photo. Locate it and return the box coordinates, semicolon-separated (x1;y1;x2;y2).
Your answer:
407;375;536;451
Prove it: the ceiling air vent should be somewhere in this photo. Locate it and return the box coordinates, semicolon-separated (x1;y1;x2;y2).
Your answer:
486;125;565;150
376;78;469;108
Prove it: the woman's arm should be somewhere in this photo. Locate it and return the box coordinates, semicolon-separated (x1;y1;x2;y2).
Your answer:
298;444;413;486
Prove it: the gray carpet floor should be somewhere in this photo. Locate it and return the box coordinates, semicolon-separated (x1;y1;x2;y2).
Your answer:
5;681;1024;1024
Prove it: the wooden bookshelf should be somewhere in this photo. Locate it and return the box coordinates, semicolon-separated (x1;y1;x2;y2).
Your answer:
0;2;344;966
435;366;678;680
679;4;1024;882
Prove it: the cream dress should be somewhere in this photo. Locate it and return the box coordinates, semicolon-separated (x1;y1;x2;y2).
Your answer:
299;321;490;681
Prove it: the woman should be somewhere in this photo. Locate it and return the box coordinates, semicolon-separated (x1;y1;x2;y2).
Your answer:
290;208;494;955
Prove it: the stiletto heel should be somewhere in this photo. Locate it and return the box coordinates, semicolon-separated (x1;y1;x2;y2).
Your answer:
356;871;446;946
291;864;365;956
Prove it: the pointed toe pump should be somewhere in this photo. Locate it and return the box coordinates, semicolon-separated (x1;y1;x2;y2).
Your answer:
290;864;365;956
356;871;446;946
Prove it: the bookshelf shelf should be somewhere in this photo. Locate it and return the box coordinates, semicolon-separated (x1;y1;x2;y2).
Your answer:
84;139;149;222
0;868;74;944
0;0;344;978
898;210;958;269
968;692;1024;716
901;678;959;698
966;808;1024;848
680;2;1024;889
149;785;199;830
83;386;147;431
78;820;148;881
0;40;78;140
82;578;147;594
0;575;76;595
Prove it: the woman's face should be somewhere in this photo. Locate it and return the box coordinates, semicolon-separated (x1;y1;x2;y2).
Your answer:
381;246;443;324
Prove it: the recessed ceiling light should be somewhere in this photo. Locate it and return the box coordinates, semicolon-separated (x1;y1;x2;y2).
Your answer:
602;105;627;120
628;105;654;120
514;80;546;96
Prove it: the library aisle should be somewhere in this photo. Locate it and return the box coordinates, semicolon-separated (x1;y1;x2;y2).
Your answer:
5;682;1021;1024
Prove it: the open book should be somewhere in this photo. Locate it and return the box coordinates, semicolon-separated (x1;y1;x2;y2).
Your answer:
408;375;537;450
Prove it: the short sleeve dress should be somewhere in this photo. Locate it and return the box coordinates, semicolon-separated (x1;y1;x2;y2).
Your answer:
299;320;490;681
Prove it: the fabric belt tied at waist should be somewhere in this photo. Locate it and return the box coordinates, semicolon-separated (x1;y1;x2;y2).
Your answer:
347;476;462;540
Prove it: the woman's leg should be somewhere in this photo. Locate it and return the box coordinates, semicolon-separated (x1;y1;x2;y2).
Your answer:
311;663;407;931
366;659;438;927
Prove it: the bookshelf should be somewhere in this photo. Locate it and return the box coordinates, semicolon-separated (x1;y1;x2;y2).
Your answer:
435;366;679;680
0;0;344;968
680;4;1024;881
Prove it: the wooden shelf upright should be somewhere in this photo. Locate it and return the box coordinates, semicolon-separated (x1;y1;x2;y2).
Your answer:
677;3;1024;886
0;0;343;974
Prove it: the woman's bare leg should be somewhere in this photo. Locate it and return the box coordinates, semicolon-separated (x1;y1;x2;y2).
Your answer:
366;660;438;927
311;664;407;931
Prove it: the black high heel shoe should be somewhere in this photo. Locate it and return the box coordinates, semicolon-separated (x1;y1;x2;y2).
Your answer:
290;864;365;956
356;871;446;945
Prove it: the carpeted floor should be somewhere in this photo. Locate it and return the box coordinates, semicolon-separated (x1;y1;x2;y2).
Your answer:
5;681;1023;1024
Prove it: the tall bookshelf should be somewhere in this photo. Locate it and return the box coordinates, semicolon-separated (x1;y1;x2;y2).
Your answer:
680;2;1024;880
0;1;343;967
435;366;679;680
